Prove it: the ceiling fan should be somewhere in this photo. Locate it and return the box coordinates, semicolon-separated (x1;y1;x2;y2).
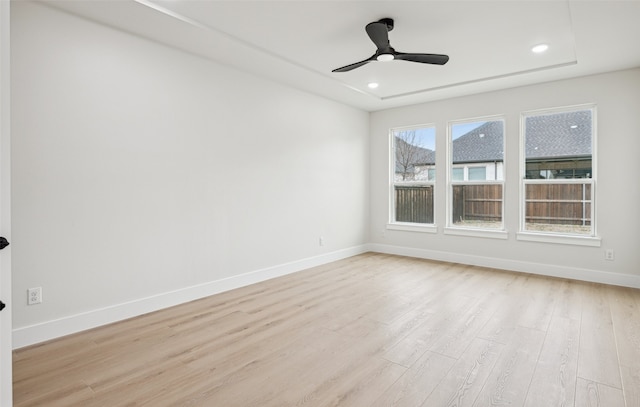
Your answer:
332;18;449;73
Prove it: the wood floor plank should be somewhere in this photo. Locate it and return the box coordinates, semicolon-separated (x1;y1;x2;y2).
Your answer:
607;285;640;407
578;283;622;388
421;338;504;407
619;365;640;407
12;253;639;407
428;291;505;359
575;378;625;407
13;381;95;407
382;294;478;367
179;329;339;406
552;279;586;321
12;339;101;404
473;326;545;407
371;350;456;407
523;316;580;407
514;275;559;332
476;275;532;345
258;328;372;406
314;359;406;407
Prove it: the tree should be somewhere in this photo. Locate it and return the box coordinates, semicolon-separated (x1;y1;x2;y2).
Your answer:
395;130;432;181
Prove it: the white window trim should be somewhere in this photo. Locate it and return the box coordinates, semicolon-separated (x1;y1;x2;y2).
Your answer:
444;226;508;239
388;124;437;229
516;231;601;247
387;222;438;234
518;104;599;246
447;116;506;235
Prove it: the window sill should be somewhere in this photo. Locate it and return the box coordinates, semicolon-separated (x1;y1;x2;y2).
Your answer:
444;227;508;240
387;223;437;234
516;232;601;247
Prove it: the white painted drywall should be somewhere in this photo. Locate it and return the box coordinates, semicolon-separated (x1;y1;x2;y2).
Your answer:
11;2;369;334
370;68;640;282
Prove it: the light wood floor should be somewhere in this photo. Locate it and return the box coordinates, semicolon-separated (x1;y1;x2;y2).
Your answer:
13;253;640;406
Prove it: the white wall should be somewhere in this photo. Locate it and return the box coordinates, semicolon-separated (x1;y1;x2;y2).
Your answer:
370;68;640;286
11;2;369;346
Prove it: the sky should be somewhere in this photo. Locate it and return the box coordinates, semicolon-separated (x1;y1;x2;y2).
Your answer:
414;127;436;150
452;121;485;140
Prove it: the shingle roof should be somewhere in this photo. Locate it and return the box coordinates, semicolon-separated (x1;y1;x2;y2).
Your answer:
452;121;504;163
525;110;592;159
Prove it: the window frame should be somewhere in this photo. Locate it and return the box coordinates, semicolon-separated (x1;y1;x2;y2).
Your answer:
445;115;507;239
517;104;601;246
388;124;437;233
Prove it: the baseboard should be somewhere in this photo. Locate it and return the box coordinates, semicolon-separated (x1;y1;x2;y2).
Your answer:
12;245;369;349
369;243;640;289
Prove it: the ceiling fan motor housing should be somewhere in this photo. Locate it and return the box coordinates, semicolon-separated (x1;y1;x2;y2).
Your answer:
378;18;394;32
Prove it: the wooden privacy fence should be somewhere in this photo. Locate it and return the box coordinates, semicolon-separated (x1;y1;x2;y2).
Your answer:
525;183;591;226
452;184;503;223
396;183;591;225
395;185;434;224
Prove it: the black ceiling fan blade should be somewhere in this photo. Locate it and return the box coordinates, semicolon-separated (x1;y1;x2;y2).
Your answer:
394;52;450;65
365;21;390;50
332;55;376;72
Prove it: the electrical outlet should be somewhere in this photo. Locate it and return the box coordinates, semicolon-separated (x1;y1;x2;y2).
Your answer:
28;287;42;305
319;237;325;246
604;249;614;261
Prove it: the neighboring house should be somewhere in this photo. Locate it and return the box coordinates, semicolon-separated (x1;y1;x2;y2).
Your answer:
449;120;504;181
397;110;591;181
524;110;592;179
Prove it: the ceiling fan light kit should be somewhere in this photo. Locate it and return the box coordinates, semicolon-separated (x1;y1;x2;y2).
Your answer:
377;53;394;62
332;18;449;73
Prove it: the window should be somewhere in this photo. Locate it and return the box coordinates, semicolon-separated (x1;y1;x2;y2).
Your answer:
391;126;436;227
520;106;596;240
468;166;487;181
448;118;505;232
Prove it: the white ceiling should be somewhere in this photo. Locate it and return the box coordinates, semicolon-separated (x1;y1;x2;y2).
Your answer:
44;0;640;111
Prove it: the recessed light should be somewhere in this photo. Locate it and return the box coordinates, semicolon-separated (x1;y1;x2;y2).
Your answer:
531;44;549;53
368;82;379;89
570;125;578;129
